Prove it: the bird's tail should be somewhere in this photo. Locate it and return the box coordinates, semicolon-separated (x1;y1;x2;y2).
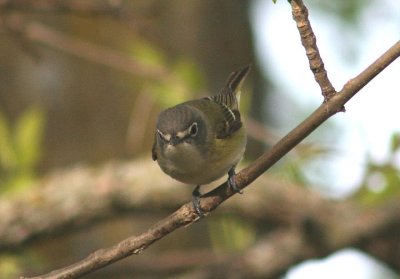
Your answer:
211;64;251;110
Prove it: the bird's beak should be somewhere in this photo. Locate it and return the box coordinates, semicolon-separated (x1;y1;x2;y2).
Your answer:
169;136;180;146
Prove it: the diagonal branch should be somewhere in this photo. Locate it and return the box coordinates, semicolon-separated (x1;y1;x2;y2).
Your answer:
19;1;400;277
22;36;400;278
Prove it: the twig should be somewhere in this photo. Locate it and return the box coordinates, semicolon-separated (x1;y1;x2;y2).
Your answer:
22;38;400;279
290;0;337;101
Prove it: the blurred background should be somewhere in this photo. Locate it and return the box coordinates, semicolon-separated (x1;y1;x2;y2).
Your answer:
0;0;399;278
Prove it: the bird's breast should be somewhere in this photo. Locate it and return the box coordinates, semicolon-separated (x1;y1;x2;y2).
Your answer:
159;142;206;176
156;129;246;186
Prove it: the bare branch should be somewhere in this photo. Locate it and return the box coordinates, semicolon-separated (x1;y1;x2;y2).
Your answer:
290;0;337;101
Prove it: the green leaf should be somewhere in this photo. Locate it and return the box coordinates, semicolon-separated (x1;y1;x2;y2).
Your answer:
14;107;45;171
208;214;255;253
390;133;400;153
128;39;165;68
355;156;400;205
0;255;22;279
0;111;17;170
146;60;204;108
145;81;184;108
172;58;205;92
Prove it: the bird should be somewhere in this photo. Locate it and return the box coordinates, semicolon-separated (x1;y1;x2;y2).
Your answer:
152;65;250;215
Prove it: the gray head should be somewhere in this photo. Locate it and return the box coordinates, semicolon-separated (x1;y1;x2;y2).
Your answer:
156;105;207;147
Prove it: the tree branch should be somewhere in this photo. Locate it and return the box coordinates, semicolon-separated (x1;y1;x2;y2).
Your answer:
5;159;400;278
290;0;337;100
19;0;400;277
236;40;400;190
22;37;400;279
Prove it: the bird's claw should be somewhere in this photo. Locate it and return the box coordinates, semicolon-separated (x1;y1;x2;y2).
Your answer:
228;168;243;194
192;185;205;217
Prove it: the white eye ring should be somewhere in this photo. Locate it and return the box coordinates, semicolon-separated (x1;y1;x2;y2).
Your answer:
189;122;198;137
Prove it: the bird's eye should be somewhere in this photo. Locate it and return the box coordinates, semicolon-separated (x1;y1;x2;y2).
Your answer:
189;122;198;137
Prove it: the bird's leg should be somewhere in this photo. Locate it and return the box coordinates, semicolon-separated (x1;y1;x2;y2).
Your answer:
228;167;243;194
192;185;204;217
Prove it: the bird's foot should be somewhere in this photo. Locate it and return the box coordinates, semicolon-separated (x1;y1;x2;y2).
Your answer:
228;168;243;194
192;185;205;217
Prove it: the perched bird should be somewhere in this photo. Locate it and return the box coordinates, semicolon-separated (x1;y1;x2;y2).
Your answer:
152;65;250;215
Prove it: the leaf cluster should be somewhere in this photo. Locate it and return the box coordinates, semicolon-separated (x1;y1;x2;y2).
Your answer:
356;133;400;204
0;107;45;194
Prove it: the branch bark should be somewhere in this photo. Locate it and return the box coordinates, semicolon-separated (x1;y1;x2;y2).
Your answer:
291;0;336;100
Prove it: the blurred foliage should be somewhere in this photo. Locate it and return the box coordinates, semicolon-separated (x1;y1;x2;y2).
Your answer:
127;39;205;108
355;133;400;205
0;107;45;194
308;0;376;65
309;0;373;25
273;0;373;24
128;39;166;70
273;142;333;187
0;255;21;279
208;214;256;253
0;252;44;279
147;59;204;107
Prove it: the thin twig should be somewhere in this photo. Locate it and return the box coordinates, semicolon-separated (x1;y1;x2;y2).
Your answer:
22;38;400;279
290;0;337;101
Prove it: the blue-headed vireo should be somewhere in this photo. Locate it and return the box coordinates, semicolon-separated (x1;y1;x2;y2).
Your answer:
152;65;250;215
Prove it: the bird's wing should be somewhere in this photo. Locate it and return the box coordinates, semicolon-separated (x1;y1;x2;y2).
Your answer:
208;64;251;111
206;65;250;139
